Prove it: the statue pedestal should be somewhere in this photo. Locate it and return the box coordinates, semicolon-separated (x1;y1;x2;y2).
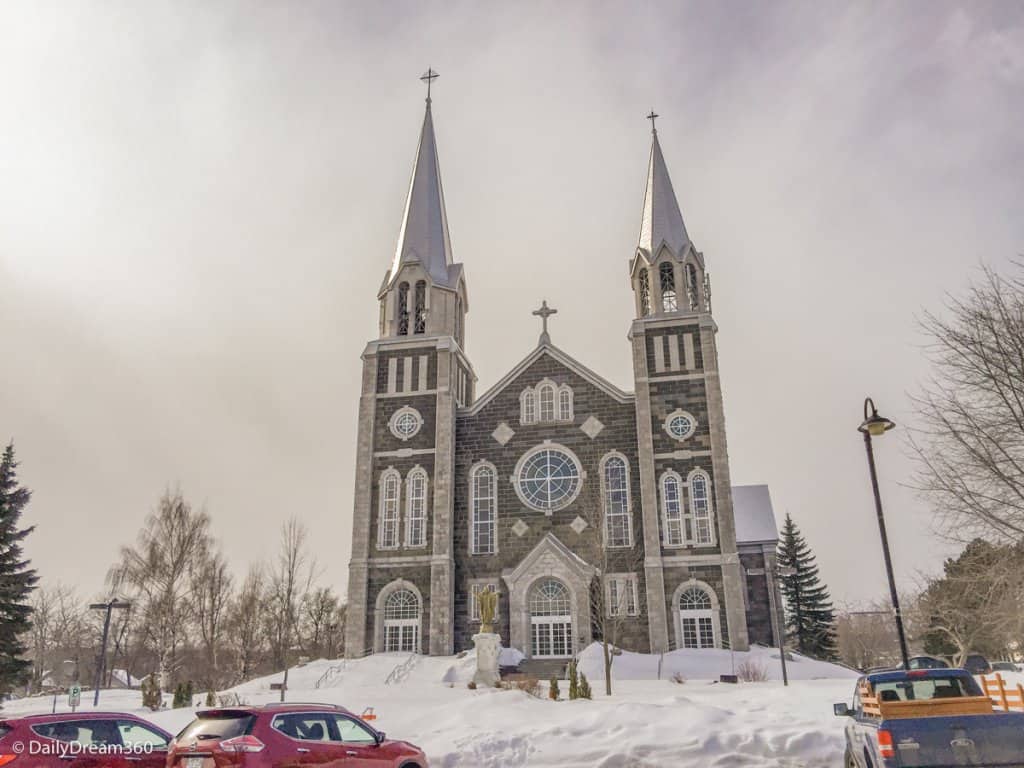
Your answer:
472;632;501;687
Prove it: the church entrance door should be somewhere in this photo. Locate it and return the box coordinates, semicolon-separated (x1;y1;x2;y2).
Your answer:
529;579;573;659
383;588;421;653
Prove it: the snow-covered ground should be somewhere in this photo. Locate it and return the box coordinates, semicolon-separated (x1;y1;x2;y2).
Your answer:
2;645;875;767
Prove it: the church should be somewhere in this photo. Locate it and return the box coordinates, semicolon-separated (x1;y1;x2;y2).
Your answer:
344;78;782;662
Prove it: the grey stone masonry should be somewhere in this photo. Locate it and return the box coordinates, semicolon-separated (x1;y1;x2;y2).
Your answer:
629;324;670;654
698;321;749;651
345;350;380;657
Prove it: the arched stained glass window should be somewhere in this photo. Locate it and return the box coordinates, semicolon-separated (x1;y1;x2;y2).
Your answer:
690;471;714;545
405;468;428;547
471;463;496;554
378;470;400;549
521;390;536;424
385;589;420;619
602;455;632;547
530;579;571;616
539;384;555;422
558;387;572;421
661;472;684;546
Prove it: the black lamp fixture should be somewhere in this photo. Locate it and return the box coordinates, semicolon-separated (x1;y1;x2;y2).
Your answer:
859;397;896;438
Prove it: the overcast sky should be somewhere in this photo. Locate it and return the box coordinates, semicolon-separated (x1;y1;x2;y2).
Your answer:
2;1;1022;607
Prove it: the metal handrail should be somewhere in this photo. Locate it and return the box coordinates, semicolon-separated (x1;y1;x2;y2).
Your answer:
384;653;420;685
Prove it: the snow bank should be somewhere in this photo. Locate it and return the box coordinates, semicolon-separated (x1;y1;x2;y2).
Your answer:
577;643;860;682
2;650;862;767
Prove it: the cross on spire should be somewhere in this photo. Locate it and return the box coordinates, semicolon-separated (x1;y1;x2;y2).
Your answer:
420;68;439;103
532;300;558;346
646;109;659;134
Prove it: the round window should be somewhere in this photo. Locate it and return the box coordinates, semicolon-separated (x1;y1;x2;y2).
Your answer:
664;410;696;441
514;444;583;513
389;407;423;441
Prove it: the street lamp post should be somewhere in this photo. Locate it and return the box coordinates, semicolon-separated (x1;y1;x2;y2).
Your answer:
858;397;910;669
89;599;131;707
767;565;795;686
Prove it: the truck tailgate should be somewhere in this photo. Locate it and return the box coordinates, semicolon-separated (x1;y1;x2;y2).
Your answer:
883;712;1024;767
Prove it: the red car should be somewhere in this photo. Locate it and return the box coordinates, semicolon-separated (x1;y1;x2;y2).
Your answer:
167;703;428;768
0;711;172;767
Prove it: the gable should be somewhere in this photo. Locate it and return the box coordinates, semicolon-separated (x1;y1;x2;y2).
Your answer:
463;343;633;417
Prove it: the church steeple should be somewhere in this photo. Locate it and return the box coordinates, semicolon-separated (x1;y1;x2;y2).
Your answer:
637;122;690;260
630;115;707;319
378;70;468;346
389;88;455;289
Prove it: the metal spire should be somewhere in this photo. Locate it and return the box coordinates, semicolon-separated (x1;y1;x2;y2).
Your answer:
389;70;455;288
637;113;689;258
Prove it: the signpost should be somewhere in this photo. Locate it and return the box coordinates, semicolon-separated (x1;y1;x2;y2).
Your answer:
68;684;81;712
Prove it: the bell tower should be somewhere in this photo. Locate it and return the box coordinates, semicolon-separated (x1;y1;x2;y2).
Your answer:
628;114;750;653
346;71;474;658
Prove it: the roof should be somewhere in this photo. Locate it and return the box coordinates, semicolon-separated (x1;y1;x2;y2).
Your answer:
463;342;634;416
637;129;690;259
732;484;779;545
388;99;458;289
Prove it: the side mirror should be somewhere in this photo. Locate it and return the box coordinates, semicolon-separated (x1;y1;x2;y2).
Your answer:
833;703;851;717
375;731;386;745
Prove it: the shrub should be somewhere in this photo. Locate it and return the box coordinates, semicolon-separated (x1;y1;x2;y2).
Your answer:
549;676;560;701
671;672;686;685
578;672;592;700
500;674;541;698
141;676;162;711
205;689;217;707
736;660;769;682
467;681;477;690
568;660;579;700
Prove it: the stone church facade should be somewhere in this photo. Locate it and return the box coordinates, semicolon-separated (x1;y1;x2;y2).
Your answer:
345;90;782;660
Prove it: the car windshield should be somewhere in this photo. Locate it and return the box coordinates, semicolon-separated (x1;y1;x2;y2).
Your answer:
176;714;254;743
874;675;981;702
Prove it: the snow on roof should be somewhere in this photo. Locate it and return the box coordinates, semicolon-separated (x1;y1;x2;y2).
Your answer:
732;484;779;544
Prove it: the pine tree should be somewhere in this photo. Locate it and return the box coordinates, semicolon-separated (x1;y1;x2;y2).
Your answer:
567;659;579;700
777;513;836;659
578;672;592;700
0;443;38;694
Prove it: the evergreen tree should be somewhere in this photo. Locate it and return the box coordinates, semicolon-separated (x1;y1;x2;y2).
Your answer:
777;513;836;659
567;659;579;700
0;443;38;694
578;672;592;700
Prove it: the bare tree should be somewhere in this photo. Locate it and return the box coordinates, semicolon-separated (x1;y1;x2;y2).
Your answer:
581;484;647;697
266;518;316;671
108;490;212;688
28;584;86;692
191;551;233;690
835;601;902;671
227;564;267;683
909;263;1024;542
300;587;343;659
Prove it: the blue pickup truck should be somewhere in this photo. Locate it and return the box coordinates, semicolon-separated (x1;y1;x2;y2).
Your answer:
834;669;1024;767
